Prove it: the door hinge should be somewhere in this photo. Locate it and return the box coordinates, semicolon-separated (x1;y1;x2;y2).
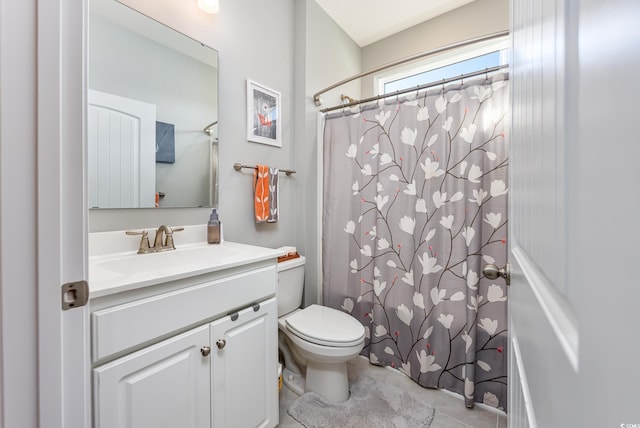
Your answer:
61;280;89;310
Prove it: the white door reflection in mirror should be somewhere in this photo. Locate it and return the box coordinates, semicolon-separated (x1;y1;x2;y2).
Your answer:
88;90;156;208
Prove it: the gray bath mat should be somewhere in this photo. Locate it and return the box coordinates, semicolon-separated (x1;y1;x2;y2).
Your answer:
287;374;434;428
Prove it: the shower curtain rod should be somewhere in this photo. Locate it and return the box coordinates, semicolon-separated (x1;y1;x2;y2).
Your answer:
313;30;509;107
320;63;509;113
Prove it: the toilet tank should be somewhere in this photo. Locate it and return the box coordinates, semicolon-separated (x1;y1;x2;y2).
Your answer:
277;256;306;317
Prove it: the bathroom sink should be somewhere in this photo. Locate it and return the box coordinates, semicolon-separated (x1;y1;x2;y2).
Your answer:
97;243;245;275
89;231;284;298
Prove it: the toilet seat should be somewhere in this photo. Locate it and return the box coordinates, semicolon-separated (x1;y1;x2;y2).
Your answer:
285;305;365;347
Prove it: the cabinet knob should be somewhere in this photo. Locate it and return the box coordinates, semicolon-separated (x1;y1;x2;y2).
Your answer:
216;339;226;349
201;346;211;357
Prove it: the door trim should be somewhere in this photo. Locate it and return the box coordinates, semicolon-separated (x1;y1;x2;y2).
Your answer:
511;246;578;370
37;0;91;426
509;322;538;428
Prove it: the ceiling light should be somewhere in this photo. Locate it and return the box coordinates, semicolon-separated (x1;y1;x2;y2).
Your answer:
198;0;219;14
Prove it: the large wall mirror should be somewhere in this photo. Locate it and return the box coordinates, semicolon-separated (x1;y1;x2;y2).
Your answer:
88;0;219;209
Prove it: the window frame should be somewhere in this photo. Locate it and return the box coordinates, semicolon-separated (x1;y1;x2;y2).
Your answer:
374;36;510;95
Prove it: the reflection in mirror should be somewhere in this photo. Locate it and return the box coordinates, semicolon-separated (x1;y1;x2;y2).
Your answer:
88;0;219;208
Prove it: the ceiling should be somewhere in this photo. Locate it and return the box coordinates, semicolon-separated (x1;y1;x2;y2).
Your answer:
314;0;477;47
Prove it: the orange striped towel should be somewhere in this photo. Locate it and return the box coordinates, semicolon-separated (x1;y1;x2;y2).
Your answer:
254;165;270;223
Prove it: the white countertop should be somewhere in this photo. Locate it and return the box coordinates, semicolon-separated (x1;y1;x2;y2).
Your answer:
89;226;284;298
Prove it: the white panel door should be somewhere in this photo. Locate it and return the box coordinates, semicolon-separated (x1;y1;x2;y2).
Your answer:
88;89;156;208
211;298;278;428
509;0;579;426
509;0;640;427
93;325;211;428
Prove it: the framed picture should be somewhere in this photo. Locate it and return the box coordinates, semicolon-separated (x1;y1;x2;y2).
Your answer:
155;121;175;163
246;79;281;147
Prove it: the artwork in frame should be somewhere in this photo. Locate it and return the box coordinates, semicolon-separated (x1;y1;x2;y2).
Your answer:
246;79;281;147
155;121;175;163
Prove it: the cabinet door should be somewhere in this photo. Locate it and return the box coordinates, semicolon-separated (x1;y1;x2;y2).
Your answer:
94;325;211;428
211;298;278;428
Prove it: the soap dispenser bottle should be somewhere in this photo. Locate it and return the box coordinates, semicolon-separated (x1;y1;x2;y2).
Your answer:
207;208;221;244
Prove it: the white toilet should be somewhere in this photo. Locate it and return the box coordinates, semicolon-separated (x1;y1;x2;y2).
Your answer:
277;255;365;402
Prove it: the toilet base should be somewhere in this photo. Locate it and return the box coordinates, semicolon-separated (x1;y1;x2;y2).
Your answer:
305;360;350;402
282;367;305;396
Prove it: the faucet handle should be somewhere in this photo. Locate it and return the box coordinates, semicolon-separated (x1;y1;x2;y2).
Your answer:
125;230;151;254
164;227;184;249
125;229;146;236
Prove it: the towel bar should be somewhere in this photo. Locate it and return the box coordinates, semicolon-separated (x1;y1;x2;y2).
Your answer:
233;163;296;176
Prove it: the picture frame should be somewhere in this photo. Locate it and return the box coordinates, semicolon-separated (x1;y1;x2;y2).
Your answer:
155;121;175;163
246;79;281;147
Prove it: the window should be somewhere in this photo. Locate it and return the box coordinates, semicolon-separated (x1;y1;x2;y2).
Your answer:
375;37;510;95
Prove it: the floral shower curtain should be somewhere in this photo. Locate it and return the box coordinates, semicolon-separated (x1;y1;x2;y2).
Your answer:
322;74;510;410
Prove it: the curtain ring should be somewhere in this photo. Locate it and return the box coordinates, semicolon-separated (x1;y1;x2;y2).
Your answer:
485;68;489;82
459;74;464;88
417;84;424;100
441;79;446;93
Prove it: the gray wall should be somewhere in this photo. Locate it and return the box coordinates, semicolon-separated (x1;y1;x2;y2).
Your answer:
295;0;361;305
0;0;39;425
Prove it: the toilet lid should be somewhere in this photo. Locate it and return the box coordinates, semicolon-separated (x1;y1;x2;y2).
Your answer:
285;305;365;347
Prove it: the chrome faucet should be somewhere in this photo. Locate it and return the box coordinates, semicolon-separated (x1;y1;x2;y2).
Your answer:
126;225;184;254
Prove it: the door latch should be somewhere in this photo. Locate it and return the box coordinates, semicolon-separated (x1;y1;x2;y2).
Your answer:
61;280;89;310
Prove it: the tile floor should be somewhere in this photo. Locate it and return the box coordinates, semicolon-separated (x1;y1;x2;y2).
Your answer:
278;356;507;428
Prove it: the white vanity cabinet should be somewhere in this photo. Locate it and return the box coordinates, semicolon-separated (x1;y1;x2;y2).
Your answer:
210;299;277;428
89;252;280;428
94;325;212;428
